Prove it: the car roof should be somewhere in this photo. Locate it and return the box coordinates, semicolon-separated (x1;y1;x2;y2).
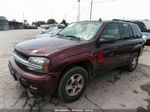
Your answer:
77;20;136;25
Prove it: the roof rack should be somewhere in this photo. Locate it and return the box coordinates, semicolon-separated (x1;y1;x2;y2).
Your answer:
112;19;132;23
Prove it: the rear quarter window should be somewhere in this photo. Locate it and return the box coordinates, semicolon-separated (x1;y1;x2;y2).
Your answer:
131;24;142;38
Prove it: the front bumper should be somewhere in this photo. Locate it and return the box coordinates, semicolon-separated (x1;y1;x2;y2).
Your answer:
8;56;60;94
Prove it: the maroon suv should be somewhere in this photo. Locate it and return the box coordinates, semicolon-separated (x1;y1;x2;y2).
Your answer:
9;21;144;102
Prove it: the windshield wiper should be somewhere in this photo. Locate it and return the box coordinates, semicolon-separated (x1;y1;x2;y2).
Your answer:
56;34;80;40
64;35;80;40
56;33;64;37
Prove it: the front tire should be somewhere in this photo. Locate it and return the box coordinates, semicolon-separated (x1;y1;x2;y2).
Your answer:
58;66;88;102
126;52;139;72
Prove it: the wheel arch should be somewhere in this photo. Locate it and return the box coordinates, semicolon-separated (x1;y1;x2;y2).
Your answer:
132;44;143;56
55;60;93;95
60;60;93;80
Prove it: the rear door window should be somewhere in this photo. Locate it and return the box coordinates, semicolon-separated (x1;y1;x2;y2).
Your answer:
122;24;133;39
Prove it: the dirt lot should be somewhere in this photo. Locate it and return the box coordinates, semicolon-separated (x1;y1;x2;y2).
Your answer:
0;30;150;111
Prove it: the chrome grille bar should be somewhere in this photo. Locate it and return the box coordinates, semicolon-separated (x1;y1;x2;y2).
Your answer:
13;53;43;70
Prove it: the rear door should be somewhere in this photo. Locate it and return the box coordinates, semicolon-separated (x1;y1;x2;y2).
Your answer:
130;24;143;54
113;23;136;64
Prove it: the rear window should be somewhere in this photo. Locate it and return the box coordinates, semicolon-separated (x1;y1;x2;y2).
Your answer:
131;24;142;38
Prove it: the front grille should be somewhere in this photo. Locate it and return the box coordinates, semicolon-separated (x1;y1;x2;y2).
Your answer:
14;49;29;70
14;50;29;60
13;49;43;73
15;60;28;70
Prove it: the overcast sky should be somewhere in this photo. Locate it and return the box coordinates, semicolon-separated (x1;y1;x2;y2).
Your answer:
0;0;149;24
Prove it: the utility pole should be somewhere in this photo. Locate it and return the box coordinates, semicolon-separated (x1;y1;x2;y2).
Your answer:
90;0;93;20
65;13;67;21
77;0;80;21
51;11;53;19
23;13;24;24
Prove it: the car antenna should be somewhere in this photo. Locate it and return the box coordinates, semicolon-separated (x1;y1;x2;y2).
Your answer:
99;18;102;21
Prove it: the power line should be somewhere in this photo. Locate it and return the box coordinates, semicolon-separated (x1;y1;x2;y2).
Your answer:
89;0;119;20
78;0;119;21
81;4;91;20
93;0;119;4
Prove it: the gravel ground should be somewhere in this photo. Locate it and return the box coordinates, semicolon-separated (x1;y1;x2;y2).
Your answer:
0;30;150;112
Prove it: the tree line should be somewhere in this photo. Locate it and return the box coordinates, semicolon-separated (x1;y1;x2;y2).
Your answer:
23;19;68;29
33;19;68;26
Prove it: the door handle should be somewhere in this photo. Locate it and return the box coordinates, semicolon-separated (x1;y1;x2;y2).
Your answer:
108;52;114;56
113;46;118;50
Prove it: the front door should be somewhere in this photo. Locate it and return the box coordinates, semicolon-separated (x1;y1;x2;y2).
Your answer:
95;22;122;73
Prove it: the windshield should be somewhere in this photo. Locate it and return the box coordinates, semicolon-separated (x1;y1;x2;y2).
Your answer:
50;26;58;31
58;21;103;40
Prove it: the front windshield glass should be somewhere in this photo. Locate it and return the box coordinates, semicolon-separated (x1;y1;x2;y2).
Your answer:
58;21;103;40
48;26;58;33
50;26;58;31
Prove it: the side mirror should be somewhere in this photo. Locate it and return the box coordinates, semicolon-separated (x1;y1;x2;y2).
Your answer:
99;35;115;43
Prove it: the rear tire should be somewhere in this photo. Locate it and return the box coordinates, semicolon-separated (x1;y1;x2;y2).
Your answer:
58;66;88;102
126;52;139;72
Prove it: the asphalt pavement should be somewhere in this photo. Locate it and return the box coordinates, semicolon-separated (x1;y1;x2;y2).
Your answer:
0;30;150;111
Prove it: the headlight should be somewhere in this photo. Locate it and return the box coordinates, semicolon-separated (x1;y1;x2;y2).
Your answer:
28;57;50;73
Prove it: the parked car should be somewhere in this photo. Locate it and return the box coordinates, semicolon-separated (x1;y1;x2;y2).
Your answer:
112;19;149;32
9;20;144;102
41;24;66;34
132;21;147;32
142;32;147;44
34;25;65;39
139;20;150;31
142;32;150;45
40;24;51;30
34;32;53;39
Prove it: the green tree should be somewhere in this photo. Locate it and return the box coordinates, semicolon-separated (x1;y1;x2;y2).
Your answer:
47;19;57;24
23;19;29;29
0;16;7;20
12;19;17;21
32;21;45;26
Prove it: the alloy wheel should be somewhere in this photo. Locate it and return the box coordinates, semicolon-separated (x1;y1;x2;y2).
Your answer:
66;74;84;96
131;55;138;69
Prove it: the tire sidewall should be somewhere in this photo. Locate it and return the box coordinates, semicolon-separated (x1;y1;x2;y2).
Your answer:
58;66;88;102
128;53;139;71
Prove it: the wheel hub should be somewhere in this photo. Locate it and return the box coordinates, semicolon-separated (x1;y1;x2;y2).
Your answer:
66;74;84;96
131;56;138;68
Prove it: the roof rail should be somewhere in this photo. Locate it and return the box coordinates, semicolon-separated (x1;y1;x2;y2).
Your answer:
112;19;132;23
